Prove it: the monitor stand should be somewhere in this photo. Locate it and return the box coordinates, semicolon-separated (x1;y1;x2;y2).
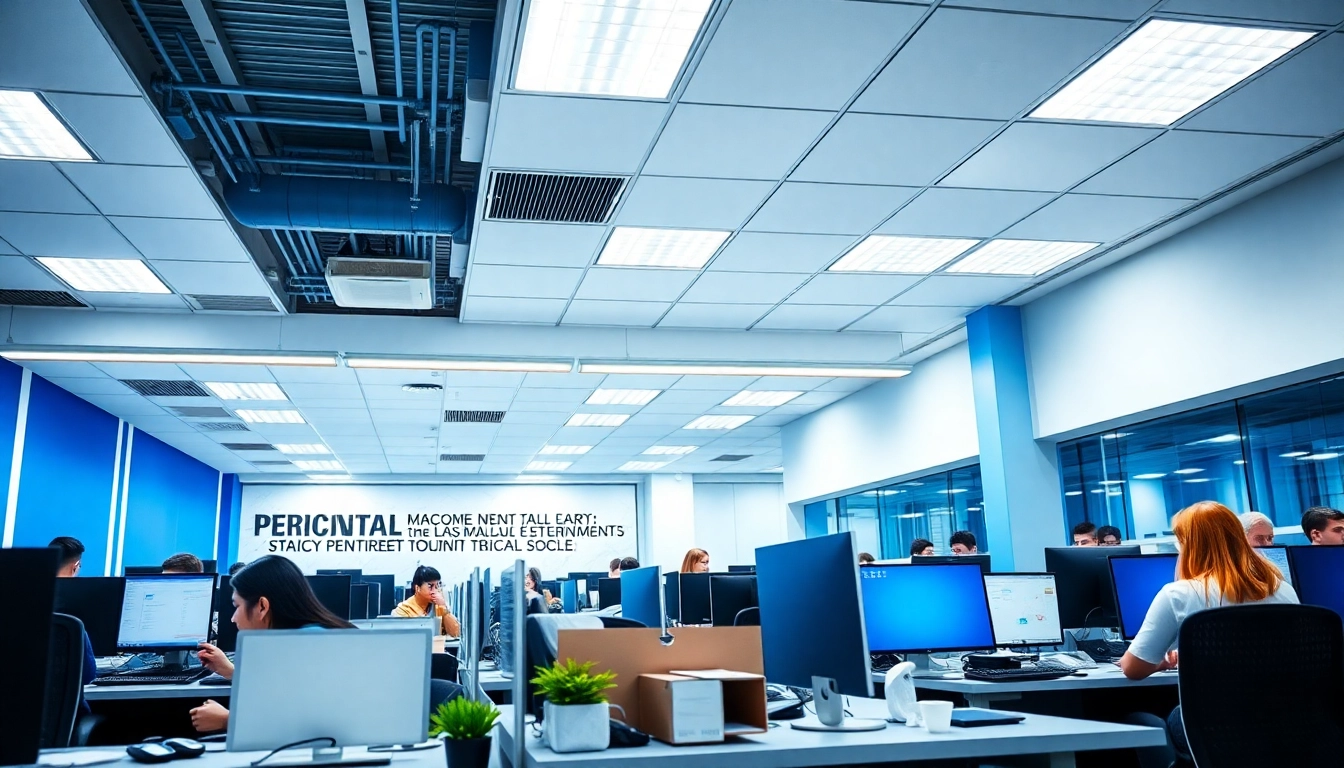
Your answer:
263;747;390;767
904;654;959;679
790;676;886;732
161;650;192;671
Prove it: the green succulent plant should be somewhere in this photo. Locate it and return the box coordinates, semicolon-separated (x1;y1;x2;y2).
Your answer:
530;659;617;706
429;697;501;740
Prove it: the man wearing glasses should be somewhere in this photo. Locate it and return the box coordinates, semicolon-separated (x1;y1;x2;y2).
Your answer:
392;565;461;637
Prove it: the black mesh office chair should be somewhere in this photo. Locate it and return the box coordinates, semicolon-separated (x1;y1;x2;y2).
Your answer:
1178;604;1344;768
41;614;85;749
431;651;459;682
597;616;644;629
733;607;760;627
429;679;464;712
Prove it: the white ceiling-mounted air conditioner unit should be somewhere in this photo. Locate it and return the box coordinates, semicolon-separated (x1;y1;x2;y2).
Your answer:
325;257;433;310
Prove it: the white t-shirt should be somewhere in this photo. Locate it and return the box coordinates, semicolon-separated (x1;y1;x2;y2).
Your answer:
1128;578;1299;664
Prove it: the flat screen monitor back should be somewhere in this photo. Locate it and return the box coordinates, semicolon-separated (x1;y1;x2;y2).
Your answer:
709;574;757;627
1288;545;1344;622
562;579;578;614
0;548;58;767
350;583;372;621
54;576;126;657
1045;545;1141;629
307;574;353;620
727;565;756;574
215;575;239;653
620;567;663;629
677;573;713;625
202;559;218;574
597;578;621;610
317;569;363;579
911;554;992;574
124;565;163;575
362;574;396;616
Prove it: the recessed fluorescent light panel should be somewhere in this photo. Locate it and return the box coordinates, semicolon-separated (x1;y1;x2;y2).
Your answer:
205;382;288;401
585;389;661;406
274;444;331;455
722;390;802;407
514;0;712;99
0;90;93;161
346;357;572;373
644;445;697;456
36;258;170;294
539;445;592;455
619;461;670;472
0;350;337;367
828;236;980;274
579;362;910;378
565;413;630;427
1032;20;1313;126
683;415;754;430
526;461;572;472
234;409;305;424
947;240;1097;276
596;227;730;269
293;460;343;471
1172;468;1204;475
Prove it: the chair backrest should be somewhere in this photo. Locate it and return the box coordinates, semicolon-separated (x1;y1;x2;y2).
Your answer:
41;614;85;749
428;679;463;713
1178;604;1344;768
734;607;760;627
598;616;645;629
430;651;459;682
525;616;556;718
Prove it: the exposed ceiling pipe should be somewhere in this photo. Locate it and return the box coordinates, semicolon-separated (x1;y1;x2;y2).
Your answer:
222;175;465;235
391;0;406;143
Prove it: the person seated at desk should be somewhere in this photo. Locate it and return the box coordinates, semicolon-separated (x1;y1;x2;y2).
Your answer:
1302;506;1344;545
192;555;355;733
1097;525;1123;546
1240;511;1275;547
950;530;978;555
909;539;934;557
858;551;875;565
681;548;710;573
619;556;640;571
1119;501;1298;767
1071;522;1098;546
162;552;204;573
524;567;559;614
50;536;96;713
392;565;462;637
228;561;247;576
608;558;622;579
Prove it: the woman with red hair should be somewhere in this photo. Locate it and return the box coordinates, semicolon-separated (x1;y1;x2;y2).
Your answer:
680;548;710;574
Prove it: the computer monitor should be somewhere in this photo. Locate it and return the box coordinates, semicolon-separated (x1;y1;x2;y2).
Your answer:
709;574;757;627
0;547;59;767
620;566;663;629
317;569;363;580
362;574;396;616
1287;545;1344;621
676;573;714;625
983;573;1063;647
365;583;382;619
201;560;218;574
597;577;621;610
561;579;578;614
306;574;353;620
757;532;882;732
1045;545;1141;629
54;576;126;657
911;553;992;574
349;583;372;621
1109;554;1179;641
862;563;995;658
228;629;430;763
124;565;163;575
214;574;239;653
1256;546;1293;588
727;565;756;574
117;574;215;659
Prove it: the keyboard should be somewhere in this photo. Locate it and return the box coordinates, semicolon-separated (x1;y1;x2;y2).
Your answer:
963;660;1077;683
91;667;212;686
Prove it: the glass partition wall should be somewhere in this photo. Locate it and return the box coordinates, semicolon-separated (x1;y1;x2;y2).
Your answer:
814;465;985;559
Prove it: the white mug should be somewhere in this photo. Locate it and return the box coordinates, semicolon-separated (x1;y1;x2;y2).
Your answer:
919;700;954;734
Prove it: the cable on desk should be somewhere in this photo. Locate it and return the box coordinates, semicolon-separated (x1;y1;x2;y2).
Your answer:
250;737;336;766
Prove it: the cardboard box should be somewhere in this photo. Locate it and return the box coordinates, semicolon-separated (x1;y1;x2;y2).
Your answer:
669;669;768;737
637;674;725;745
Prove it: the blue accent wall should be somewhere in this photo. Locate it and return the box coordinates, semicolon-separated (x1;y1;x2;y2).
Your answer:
218;474;242;567
121;431;220;569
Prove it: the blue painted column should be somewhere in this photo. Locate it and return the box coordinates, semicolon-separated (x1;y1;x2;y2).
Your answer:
966;305;1064;571
217;474;243;567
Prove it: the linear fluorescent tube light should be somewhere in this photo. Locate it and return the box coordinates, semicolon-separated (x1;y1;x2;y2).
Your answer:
205;382;288;401
293;459;343;471
947;240;1098;276
235;409;306;424
1031;20;1313;126
722;390;802;407
539;445;592;455
596;227;730;269
619;461;670;472
579;362;911;378
0;90;94;161
644;445;697;456
36;257;170;294
586;388;662;406
526;461;572;472
0;349;338;367
514;0;713;99
345;356;572;373
828;236;980;274
274;444;331;455
565;413;629;427
683;415;754;430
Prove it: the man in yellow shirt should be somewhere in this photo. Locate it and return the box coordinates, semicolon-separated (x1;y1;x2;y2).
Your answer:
392;565;461;637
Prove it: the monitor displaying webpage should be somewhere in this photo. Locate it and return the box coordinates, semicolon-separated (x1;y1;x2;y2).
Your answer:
118;575;215;649
983;573;1063;646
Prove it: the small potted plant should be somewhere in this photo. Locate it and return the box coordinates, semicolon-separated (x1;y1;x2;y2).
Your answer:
530;659;617;753
429;697;501;768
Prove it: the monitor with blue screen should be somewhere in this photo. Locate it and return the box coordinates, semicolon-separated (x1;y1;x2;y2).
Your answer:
1109;554;1179;641
860;562;995;654
1288;546;1344;621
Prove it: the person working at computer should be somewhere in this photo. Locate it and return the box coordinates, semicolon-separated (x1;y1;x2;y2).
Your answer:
191;555;356;732
909;539;934;557
162;553;204;573
1119;501;1298;766
681;548;710;573
608;558;622;579
228;561;247;576
950;531;978;554
619;556;640;571
1302;506;1344;545
1071;522;1098;546
49;537;97;712
1240;511;1275;547
858;551;875;564
1097;525;1123;546
524;567;560;613
391;565;462;637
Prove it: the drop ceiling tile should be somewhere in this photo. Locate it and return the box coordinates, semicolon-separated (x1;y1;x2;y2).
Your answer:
0;162;96;214
488;94;666;173
441;387;516;403
750;376;833;390
522;373;606;388
500;411;570;426
597;374;682;389
891;275;1032;306
504;401;573;413
43;93;187;167
785;274;921;306
575;268;698;302
0;255;66;290
876;188;1054;238
644;105;833;180
847;305;972;333
83;293;189;310
746;183;918;235
946;0;1152;19
45;377;133;396
680;271;807;304
109;218;252;263
671;375;762;391
275;383;361;400
1001;194;1192;242
657;302;772;330
683;0;926;110
0;213;139;257
1077;131;1318;199
80;394;168;417
562;300;671;327
268;366;359;384
0;237;16;256
512;388;591;404
440;372;525;388
940;123;1160;192
753;304;870;331
0;0;142;95
615;176;775;229
58;164;220;219
151;260;273;297
793;114;1001;186
707;233;853;274
1162;0;1344;24
467;265;583;300
854;10;1125;120
472;221;607;268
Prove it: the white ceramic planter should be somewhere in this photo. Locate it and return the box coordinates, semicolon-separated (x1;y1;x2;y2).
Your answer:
543;701;610;753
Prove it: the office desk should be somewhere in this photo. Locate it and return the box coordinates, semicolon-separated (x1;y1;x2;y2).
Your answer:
872;666;1179;709
39;743;445;768
494;698;1163;768
84;681;224;702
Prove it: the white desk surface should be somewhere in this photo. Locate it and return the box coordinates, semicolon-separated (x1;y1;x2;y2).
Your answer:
84;681;225;702
38;743;445;768
874;664;1180;694
494;698;1164;768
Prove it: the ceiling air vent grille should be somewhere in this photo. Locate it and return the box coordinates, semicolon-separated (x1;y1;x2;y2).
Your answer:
444;410;505;424
122;380;211;397
0;290;87;308
187;294;278;312
440;454;486;462
711;454;752;462
486;171;627;223
222;443;274;451
170;406;234;418
196;422;250;432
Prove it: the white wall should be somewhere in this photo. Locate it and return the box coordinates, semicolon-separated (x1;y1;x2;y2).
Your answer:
780;343;979;504
1025;155;1344;440
692;479;787;566
642;474;697;573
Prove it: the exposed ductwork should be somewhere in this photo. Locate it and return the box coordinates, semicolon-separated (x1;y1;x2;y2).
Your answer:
223;176;466;235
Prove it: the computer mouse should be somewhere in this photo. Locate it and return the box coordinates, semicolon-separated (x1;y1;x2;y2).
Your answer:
163;738;206;758
126;743;176;763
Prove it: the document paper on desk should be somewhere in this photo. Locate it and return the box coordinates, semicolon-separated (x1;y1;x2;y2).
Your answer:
671;678;724;743
39;750;125;767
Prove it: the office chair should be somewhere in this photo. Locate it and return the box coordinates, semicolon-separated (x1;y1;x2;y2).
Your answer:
431;651;459;682
429;679;464;712
597;616;644;629
1178;604;1344;768
41;614;85;749
733;607;760;627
